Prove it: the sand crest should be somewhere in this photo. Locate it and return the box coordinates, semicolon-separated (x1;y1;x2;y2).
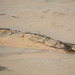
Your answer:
0;28;75;53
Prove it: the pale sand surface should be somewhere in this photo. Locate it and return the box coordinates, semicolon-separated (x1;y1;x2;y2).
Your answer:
0;0;75;43
0;47;75;75
0;0;75;75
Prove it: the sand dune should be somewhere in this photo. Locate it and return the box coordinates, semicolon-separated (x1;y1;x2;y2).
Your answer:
0;0;75;75
0;28;75;53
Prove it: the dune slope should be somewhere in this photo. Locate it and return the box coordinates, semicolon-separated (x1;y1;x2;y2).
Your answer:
0;28;75;52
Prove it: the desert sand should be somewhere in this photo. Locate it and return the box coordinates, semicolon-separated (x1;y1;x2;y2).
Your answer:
0;0;75;75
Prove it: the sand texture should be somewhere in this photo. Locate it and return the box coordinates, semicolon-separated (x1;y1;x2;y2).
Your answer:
0;28;75;75
0;28;75;52
0;0;75;75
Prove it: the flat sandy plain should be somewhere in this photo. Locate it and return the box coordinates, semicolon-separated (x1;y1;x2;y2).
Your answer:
0;0;75;75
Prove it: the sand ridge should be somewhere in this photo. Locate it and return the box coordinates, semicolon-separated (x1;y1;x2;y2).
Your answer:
0;28;75;53
0;0;75;75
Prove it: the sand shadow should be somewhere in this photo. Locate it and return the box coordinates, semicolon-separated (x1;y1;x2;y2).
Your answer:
0;14;6;16
0;65;8;71
11;16;19;18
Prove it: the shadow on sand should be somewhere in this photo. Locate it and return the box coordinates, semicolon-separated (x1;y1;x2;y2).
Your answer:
0;65;8;71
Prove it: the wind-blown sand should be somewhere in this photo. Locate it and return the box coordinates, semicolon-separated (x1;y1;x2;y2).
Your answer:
0;0;75;75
